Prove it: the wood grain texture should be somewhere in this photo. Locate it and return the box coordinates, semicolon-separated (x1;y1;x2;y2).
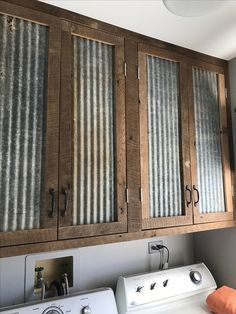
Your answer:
59;222;127;240
58;27;73;228
125;39;142;232
224;64;235;172
179;61;194;221
1;220;236;258
218;74;233;214
139;51;149;220
142;216;193;230
71;23;124;46
224;64;236;217
194;212;234;224
114;34;127;227
189;58;225;75
187;63;199;223
43;23;61;229
139;43;188;63
0;228;57;247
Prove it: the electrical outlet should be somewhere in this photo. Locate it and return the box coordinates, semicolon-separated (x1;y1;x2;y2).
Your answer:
148;240;163;254
149;240;164;271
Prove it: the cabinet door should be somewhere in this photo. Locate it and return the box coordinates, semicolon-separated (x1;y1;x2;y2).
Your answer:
0;2;61;246
139;44;193;229
189;62;234;223
59;22;127;239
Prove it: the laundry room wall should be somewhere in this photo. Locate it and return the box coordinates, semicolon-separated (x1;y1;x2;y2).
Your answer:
193;57;236;289
0;234;194;307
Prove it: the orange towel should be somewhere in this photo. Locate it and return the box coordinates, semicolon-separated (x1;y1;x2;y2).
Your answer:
206;286;236;314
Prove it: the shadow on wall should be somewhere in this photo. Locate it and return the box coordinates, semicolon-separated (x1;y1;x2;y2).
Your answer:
0;233;193;308
194;227;236;289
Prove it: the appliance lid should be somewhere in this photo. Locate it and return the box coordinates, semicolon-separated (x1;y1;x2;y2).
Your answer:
125;292;213;314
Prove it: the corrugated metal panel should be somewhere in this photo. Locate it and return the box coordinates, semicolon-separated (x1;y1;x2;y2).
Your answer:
72;36;115;225
146;55;182;218
0;14;48;232
193;68;225;214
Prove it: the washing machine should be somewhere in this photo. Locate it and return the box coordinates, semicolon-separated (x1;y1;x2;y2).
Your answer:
116;263;216;314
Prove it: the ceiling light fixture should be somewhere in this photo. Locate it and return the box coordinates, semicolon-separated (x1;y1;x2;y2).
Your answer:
163;0;225;17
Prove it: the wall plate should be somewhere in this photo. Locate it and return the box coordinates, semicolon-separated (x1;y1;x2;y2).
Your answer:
148;240;163;254
25;249;80;302
34;256;73;296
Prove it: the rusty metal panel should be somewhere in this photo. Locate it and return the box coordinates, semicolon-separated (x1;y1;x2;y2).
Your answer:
193;68;225;214
146;55;182;218
0;14;49;232
72;36;115;225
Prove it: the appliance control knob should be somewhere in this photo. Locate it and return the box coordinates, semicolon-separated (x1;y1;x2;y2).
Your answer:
190;270;202;285
163;279;169;287
136;286;144;293
42;306;64;314
82;305;92;314
150;282;156;290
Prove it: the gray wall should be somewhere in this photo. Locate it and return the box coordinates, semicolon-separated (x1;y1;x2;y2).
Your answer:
194;57;236;288
229;57;236;159
0;234;194;308
194;227;236;288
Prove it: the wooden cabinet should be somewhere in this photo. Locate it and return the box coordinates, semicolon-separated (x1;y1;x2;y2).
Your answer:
0;1;61;247
0;3;127;248
58;22;127;239
137;43;234;230
189;61;234;224
138;44;193;229
0;0;235;257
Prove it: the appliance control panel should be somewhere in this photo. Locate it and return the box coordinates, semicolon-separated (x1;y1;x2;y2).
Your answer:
0;288;118;314
116;263;216;313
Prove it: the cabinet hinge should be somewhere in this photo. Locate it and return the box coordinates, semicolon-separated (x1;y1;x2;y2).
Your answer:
137;66;140;80
125;187;129;203
232;185;235;197
124;62;127;77
225;88;228;99
139;187;143;202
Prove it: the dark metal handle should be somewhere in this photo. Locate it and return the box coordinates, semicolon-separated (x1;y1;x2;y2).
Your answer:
49;189;56;218
193;185;200;206
186;185;192;207
61;188;70;217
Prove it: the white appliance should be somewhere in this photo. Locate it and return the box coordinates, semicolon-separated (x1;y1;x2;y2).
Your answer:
0;287;118;314
116;263;216;314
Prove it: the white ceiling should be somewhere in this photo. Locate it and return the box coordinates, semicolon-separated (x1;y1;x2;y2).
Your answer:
40;0;236;60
